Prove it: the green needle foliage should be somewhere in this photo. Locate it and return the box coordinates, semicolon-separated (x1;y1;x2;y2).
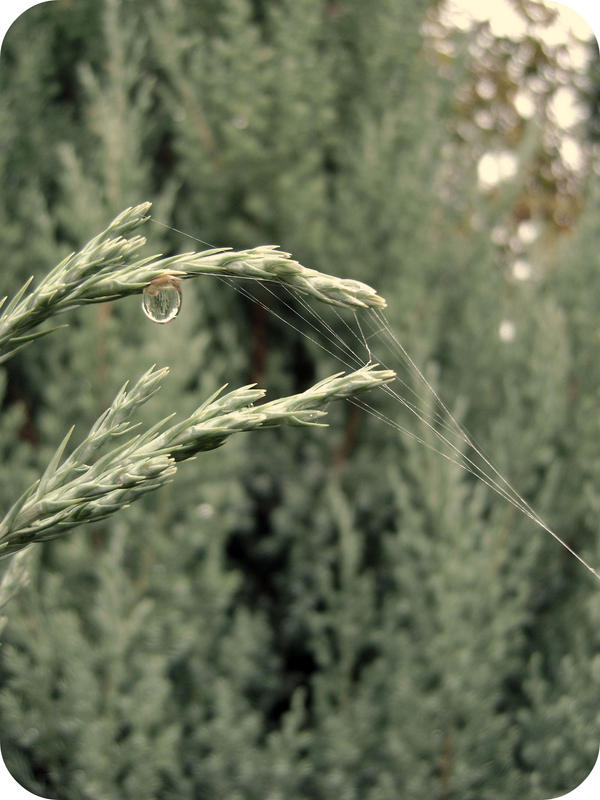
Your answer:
0;1;598;799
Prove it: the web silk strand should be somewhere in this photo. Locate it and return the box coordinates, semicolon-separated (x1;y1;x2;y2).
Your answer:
148;217;600;583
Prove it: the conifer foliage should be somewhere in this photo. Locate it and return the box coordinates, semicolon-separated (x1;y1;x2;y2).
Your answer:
0;1;599;798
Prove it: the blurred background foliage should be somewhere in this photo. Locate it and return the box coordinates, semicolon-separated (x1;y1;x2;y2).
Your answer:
0;0;599;797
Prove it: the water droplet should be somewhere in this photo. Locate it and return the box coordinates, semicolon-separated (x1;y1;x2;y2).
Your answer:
142;276;181;324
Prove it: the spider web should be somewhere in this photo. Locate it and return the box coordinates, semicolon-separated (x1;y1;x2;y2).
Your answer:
150;217;600;584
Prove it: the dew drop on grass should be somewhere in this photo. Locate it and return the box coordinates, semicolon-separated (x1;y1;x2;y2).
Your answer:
142;277;181;323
